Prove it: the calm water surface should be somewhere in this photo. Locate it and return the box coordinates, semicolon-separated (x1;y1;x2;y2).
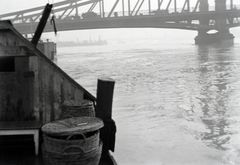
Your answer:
56;38;240;165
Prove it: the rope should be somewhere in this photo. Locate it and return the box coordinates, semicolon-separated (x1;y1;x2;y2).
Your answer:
50;0;57;35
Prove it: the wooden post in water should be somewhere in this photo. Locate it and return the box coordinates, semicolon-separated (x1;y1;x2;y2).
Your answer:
96;78;116;160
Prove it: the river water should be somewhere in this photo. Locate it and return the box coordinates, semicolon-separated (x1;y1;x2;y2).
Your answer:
56;36;240;165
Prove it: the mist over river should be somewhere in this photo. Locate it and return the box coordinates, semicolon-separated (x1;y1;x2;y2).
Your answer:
56;36;240;165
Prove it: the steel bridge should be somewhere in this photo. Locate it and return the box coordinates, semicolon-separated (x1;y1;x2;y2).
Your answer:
1;0;240;44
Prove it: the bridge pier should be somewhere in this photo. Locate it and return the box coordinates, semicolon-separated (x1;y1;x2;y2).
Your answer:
195;0;234;45
194;29;234;45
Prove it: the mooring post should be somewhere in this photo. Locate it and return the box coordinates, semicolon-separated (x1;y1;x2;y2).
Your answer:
96;78;116;159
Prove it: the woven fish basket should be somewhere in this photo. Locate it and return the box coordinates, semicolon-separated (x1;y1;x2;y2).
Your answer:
60;100;95;119
43;130;100;153
42;142;102;165
42;117;104;136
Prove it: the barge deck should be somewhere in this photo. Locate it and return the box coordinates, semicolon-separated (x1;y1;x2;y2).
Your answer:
0;142;116;165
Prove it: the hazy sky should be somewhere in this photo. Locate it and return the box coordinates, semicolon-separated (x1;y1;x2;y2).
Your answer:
2;0;240;14
0;0;239;41
1;0;236;14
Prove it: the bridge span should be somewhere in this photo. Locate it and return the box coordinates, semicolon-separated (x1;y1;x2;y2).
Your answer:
1;0;240;44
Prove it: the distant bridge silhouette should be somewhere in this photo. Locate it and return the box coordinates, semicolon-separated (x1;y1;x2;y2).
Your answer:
1;0;240;44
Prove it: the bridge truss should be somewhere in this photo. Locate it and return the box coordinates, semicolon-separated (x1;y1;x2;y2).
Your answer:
0;0;240;34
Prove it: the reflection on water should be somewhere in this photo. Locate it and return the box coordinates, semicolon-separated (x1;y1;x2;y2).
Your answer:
56;40;240;164
198;46;231;150
197;45;234;151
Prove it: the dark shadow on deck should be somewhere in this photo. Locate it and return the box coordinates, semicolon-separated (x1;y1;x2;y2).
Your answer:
0;136;115;165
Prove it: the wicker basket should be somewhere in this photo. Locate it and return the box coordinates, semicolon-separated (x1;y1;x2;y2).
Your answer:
42;117;104;136
43;130;100;153
42;142;102;165
60;100;95;119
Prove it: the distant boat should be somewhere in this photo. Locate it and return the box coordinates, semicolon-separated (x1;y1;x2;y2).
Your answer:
57;36;107;47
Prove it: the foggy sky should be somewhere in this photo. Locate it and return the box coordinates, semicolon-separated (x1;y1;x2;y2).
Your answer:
2;0;240;15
